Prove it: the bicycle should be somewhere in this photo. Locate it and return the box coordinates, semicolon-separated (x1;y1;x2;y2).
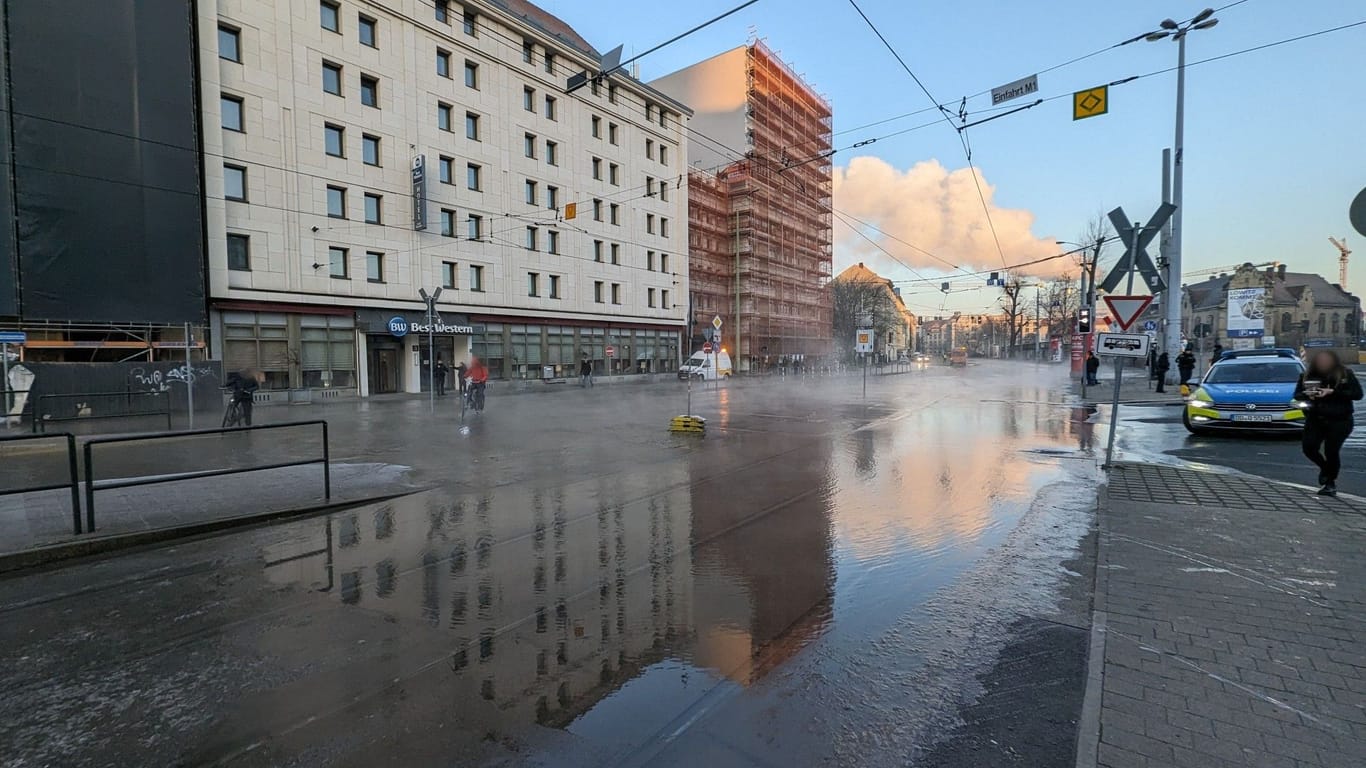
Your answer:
462;381;486;420
221;387;253;427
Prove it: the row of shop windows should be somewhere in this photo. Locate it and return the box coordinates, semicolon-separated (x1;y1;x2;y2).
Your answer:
471;324;681;379
223;312;680;389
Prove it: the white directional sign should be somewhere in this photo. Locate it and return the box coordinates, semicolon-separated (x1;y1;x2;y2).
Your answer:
855;328;874;354
1097;332;1151;358
991;74;1038;105
1103;295;1154;332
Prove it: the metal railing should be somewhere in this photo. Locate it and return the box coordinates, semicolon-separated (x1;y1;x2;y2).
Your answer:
33;390;172;433
0;432;81;534
82;420;330;531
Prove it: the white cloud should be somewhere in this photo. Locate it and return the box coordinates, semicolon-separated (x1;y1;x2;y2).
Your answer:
833;156;1065;280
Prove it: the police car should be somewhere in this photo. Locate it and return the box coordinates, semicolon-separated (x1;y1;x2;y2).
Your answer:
1183;348;1306;434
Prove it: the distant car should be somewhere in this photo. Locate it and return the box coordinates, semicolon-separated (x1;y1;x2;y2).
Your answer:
1183;348;1306;434
913;352;929;364
949;348;968;367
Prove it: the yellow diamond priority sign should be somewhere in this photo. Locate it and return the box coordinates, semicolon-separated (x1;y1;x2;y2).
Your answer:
1073;85;1108;121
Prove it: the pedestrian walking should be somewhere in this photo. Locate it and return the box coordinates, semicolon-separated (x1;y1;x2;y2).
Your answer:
434;355;449;396
1085;351;1100;385
1176;347;1196;386
1154;351;1170;393
579;353;594;388
1295;350;1363;496
455;361;468;396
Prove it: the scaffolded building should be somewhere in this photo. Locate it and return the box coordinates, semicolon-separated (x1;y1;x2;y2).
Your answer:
652;41;833;370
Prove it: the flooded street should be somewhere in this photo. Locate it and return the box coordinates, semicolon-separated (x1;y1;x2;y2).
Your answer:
0;362;1099;767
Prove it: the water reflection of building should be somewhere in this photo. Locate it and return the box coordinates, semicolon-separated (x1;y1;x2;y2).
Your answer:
260;474;694;733
687;438;836;684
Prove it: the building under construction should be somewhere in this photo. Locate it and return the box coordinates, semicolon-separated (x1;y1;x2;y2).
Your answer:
652;41;833;370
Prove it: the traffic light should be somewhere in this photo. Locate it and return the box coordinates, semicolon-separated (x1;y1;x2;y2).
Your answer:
1078;307;1092;333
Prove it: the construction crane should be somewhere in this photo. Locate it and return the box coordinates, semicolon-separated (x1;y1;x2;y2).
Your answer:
1329;237;1351;286
1184;261;1279;279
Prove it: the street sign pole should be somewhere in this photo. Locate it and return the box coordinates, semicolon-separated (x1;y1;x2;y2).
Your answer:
1104;222;1144;469
184;322;195;429
1;342;9;416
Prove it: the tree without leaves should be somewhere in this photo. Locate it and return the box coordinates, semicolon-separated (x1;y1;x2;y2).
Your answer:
999;279;1027;356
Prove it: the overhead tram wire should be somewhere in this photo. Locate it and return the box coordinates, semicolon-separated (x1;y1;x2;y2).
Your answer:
845;0;1010;271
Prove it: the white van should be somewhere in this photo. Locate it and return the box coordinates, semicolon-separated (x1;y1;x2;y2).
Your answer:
678;350;733;380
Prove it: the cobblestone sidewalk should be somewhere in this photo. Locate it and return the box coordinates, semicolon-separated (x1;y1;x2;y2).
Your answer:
1085;463;1366;767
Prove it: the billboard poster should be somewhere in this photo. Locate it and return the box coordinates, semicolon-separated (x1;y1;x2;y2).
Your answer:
1226;288;1266;338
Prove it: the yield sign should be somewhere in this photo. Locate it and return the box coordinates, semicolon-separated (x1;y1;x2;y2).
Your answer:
1103;295;1153;332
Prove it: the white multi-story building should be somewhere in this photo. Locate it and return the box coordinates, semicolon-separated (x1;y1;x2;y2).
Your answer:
199;0;690;396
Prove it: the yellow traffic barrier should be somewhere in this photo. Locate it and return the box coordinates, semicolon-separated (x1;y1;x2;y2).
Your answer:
669;414;706;435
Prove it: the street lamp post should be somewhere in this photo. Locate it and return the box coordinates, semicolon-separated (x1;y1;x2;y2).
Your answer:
1146;8;1218;379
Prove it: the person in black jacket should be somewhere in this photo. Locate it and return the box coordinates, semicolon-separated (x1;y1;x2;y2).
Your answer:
1294;350;1364;496
1154;351;1170;393
1085;352;1100;385
1176;347;1196;386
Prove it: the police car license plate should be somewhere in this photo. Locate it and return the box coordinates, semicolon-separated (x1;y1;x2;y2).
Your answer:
1232;413;1274;422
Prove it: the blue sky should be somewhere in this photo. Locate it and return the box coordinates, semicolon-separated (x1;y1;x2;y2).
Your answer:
553;0;1366;314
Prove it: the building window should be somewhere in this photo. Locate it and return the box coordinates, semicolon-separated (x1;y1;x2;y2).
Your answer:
592;199;603;221
463;9;477;36
442;261;457;288
646;138;654;159
522;39;534;63
544;95;557;120
547;230;559;254
326;186;347;218
646;214;654;234
360;75;378;107
660;145;669;166
324;123;345;157
328;246;348;278
1318;314;1326;333
591;115;601;138
523;86;535;112
524;180;537;205
608;83;618;104
438;103;453;131
435;0;449;23
546;186;558;210
524;133;536;158
593;240;603;262
661;218;669;238
610;243;620;264
358;14;377;47
465;112;480;140
592;158;602;180
545;141;558;166
438;155;453;183
467;163;481;190
549;275;560;299
464;60;479;89
221;95;244;132
609;163;619;186
440;208;455;237
300;314;356;388
647;251;655;271
594;282;604;303
528;272;539;296
366;251;384;282
1332;314;1341;333
320;1;340;33
467;214;482;240
648;288;656;308
608;123;618;145
590;79;600;97
525;226;538;250
224;164;247;201
646;103;655;122
362;134;380;166
660;180;669;201
437;49;451;78
322;62;342;95
646;176;655;196
660;253;669;273
364;193;381;224
218;25;241;62
470;265;485;291
227;234;250;271
611;283;621;304
662;289;669;309
543;51;555;74
610;204;619;226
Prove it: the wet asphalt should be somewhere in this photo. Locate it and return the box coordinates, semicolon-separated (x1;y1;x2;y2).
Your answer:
0;361;1101;767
